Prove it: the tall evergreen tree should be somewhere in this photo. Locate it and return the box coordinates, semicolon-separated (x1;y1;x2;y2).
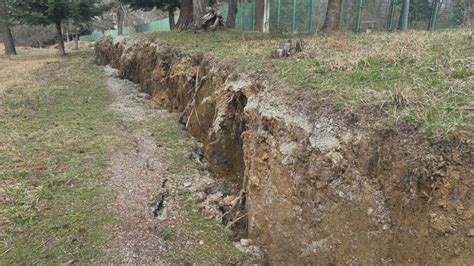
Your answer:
0;0;17;55
11;0;108;56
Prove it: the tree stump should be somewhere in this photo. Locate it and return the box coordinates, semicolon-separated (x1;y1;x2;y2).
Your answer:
271;39;305;58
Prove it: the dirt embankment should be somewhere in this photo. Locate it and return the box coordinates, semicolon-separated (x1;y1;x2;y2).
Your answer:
95;36;473;265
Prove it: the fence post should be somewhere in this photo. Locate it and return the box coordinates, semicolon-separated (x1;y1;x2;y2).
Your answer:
355;0;363;33
277;0;281;27
242;2;246;30
400;0;410;30
309;0;314;32
252;0;255;31
292;0;297;32
387;0;396;31
429;0;442;31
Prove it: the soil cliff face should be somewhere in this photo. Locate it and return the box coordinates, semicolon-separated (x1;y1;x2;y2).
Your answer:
95;36;473;264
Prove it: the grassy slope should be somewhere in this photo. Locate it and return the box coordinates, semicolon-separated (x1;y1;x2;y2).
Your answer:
147;30;473;138
0;49;118;264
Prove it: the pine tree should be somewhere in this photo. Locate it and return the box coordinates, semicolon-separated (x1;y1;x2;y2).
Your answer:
11;0;108;56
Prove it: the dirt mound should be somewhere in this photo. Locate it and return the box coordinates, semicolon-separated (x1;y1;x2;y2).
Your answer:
95;36;473;264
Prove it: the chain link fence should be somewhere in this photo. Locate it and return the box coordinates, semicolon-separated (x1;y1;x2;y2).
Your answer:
81;0;472;41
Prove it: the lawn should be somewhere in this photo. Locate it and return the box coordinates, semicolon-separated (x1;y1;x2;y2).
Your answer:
0;48;118;264
0;46;245;264
147;30;473;138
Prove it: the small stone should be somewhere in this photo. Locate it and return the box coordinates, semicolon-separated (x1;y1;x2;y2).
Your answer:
429;212;437;218
315;181;326;189
183;182;192;188
367;208;374;216
192;192;207;203
240;238;251;246
199;240;204;245
382;224;389;230
467;229;474;237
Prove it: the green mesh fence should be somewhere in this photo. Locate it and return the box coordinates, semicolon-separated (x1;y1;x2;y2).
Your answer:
81;0;471;41
269;0;319;32
80;17;177;41
343;0;472;32
236;1;256;30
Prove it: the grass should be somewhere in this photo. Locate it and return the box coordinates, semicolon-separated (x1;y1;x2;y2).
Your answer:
139;112;245;264
0;48;118;264
0;45;244;264
146;29;473;138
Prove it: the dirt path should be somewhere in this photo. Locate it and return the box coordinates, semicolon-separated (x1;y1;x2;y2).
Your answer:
104;66;169;264
101;65;256;265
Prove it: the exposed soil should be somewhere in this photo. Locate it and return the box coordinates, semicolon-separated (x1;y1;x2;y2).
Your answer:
95;36;474;265
102;66;262;264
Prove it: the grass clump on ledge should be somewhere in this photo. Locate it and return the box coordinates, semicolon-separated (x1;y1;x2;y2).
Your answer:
146;30;473;139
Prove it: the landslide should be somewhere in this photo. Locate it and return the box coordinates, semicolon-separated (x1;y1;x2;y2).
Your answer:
95;35;473;265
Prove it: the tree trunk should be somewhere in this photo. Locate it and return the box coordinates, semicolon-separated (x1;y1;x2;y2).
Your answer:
254;0;265;31
226;0;238;28
0;2;16;55
168;8;176;30
55;21;66;56
321;0;343;32
177;0;193;28
193;0;208;21
74;34;79;50
116;7;124;35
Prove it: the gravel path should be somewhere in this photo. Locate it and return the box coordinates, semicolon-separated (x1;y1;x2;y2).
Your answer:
104;66;169;264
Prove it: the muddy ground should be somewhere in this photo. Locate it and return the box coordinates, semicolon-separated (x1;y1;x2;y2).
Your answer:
95;36;473;264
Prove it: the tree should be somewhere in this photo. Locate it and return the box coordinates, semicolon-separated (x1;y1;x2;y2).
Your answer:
12;24;57;48
116;4;124;35
0;0;17;55
91;11;116;35
321;0;342;32
120;0;179;30
11;0;108;56
193;0;207;21
226;0;237;28
177;0;194;28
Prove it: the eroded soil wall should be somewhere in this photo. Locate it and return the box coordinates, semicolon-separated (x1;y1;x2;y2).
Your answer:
95;36;473;265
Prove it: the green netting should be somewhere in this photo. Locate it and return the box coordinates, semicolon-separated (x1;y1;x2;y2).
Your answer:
343;0;472;32
80;25;135;41
80;14;176;41
81;0;471;41
235;1;256;31
269;0;319;32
